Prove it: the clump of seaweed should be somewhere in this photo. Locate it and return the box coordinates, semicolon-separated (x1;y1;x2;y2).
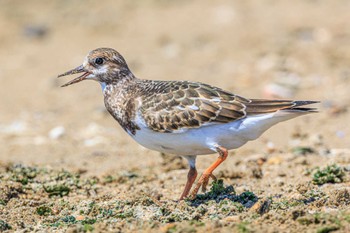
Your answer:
7;164;38;185
0;220;12;231
292;146;315;156
195;179;235;200
2;165;99;198
36;205;53;216
50;215;97;231
190;179;258;208
43;184;71;197
297;212;346;229
313;164;345;185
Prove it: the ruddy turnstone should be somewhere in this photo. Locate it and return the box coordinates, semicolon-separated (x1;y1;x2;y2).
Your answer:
58;48;318;200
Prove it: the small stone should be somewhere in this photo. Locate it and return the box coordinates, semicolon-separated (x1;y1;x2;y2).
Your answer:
23;25;48;39
223;215;240;223
83;123;104;136
256;157;267;166
336;130;345;138
76;215;85;221
291;209;306;220
266;141;276;154
84;136;106;147
267;156;283;165
162;43;180;59
250;198;271;215
288;192;303;200
263;72;301;99
0;120;27;134
251;167;263;179
49;126;65;139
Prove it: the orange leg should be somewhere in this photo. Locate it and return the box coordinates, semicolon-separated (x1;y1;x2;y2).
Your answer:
179;166;197;200
190;146;228;199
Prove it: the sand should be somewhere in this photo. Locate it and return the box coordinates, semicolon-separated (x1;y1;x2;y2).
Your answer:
0;1;349;232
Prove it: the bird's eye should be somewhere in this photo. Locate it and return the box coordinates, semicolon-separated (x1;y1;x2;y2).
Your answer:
95;57;104;65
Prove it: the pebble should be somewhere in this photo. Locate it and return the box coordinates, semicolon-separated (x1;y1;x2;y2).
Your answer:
267;156;283;165
76;215;85;221
83;123;103;136
49;126;65;140
263;72;301;99
84;136;106;147
162;43;180;59
250;198;271;215
263;83;295;99
288;192;303;200
0;120;27;134
309;134;324;146
223;215;240;223
23;25;48;39
266;141;276;153
336;130;345;139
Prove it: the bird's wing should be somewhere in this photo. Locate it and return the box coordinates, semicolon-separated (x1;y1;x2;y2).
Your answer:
139;81;317;133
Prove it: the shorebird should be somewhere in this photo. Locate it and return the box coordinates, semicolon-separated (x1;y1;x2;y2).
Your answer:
58;48;318;200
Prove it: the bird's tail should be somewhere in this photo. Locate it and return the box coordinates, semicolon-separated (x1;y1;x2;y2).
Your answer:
245;99;319;115
239;100;319;141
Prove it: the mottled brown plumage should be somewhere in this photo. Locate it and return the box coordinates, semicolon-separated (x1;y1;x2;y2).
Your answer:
100;77;317;135
58;47;318;200
137;81;246;133
135;80;317;133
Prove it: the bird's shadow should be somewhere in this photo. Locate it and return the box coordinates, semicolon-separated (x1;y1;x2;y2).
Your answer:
186;179;259;208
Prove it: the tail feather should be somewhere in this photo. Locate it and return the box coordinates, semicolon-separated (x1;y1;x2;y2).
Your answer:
246;99;319;115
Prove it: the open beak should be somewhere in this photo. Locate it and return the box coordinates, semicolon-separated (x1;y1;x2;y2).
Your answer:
57;65;92;87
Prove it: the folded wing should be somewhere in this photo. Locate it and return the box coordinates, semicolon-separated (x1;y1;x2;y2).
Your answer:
139;81;318;133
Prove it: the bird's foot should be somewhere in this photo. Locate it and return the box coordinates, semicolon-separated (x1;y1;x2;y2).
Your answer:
189;173;216;199
186;146;228;200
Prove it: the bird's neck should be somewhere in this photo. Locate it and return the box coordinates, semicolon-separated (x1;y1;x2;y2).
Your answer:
99;69;136;90
103;76;139;95
103;78;141;135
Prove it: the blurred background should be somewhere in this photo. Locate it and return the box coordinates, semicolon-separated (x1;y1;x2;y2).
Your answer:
0;0;349;174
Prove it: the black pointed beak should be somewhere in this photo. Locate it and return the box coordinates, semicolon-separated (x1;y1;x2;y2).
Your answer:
57;65;92;87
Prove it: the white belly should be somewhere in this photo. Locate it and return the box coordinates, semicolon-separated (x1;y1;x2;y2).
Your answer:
130;110;306;156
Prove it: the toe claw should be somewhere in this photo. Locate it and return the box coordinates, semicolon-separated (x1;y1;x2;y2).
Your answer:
201;173;211;193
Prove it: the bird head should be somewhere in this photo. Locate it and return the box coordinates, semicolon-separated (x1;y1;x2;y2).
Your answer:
58;48;132;87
